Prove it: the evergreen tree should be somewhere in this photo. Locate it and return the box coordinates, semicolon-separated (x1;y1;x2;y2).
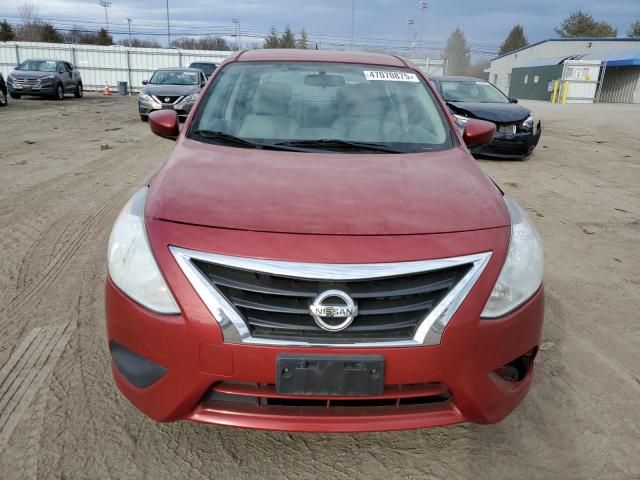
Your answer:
499;25;528;56
296;28;309;49
443;28;470;76
0;19;16;41
39;23;63;43
280;25;296;48
264;27;280;48
629;21;640;37
95;28;113;46
554;11;617;38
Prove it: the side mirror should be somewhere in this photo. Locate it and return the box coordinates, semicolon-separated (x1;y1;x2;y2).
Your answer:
142;80;148;85
149;110;179;140
508;97;518;103
463;119;495;148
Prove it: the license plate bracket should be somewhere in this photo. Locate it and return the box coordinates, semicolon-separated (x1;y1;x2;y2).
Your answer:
161;104;174;110
276;354;384;396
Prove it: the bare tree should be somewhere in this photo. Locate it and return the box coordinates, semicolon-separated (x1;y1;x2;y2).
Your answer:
16;2;42;41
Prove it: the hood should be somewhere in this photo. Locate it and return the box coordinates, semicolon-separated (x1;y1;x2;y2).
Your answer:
448;102;530;124
142;84;200;97
146;139;509;236
10;70;53;79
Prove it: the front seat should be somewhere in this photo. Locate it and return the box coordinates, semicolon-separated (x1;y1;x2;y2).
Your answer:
238;82;298;139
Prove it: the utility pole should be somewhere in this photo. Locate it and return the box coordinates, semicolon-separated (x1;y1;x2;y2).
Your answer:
127;18;133;47
166;0;171;47
407;18;415;56
99;0;112;32
350;0;355;50
232;18;241;50
418;1;427;56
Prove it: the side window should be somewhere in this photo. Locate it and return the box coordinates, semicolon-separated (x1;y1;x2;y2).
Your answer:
66;63;74;72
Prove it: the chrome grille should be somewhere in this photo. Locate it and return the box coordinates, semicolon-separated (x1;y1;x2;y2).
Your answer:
193;260;471;342
170;246;492;347
12;78;39;86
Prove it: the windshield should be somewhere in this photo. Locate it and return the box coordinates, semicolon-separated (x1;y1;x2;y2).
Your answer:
189;62;451;153
149;70;199;85
440;80;509;103
17;60;57;72
190;63;216;76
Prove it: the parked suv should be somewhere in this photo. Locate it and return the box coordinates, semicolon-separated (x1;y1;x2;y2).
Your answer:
106;50;544;432
6;59;83;100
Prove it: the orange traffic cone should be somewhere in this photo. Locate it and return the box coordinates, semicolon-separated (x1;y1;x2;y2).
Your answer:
103;84;112;96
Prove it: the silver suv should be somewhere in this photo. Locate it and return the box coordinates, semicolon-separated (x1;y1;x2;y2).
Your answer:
7;59;83;100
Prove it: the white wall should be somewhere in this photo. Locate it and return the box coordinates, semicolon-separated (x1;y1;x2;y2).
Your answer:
0;41;232;91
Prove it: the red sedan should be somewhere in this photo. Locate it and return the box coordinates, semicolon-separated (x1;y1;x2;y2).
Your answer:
105;49;544;432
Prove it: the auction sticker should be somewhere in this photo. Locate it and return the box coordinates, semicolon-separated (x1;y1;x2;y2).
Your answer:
364;71;419;82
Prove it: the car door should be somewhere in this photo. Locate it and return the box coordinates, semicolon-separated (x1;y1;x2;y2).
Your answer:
57;62;70;92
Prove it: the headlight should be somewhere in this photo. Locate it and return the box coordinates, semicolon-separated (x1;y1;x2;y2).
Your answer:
139;93;152;101
522;114;534;131
453;113;468;127
481;195;543;318
39;75;55;82
183;94;199;103
107;187;180;314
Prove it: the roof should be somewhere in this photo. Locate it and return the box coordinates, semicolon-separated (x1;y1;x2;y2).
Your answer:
580;48;640;66
234;49;408;67
155;67;204;72
492;37;640;61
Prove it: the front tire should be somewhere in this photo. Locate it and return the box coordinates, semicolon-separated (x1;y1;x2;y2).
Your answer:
140;114;149;122
74;83;83;98
0;90;7;107
55;84;64;101
10;93;21;99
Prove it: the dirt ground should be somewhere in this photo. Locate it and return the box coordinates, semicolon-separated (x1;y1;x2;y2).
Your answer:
0;94;638;480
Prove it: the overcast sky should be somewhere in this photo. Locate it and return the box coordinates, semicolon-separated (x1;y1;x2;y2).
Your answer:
2;0;639;55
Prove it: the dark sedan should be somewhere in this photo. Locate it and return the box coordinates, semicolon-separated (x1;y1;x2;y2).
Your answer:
431;76;541;159
0;73;7;107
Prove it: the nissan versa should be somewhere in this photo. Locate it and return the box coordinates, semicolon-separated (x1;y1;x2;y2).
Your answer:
106;50;544;432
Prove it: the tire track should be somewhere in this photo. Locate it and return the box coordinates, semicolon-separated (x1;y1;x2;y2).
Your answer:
0;322;71;451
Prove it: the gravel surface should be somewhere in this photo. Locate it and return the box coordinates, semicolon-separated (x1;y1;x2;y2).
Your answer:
0;94;638;480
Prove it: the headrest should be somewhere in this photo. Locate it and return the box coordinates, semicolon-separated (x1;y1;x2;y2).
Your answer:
252;81;293;115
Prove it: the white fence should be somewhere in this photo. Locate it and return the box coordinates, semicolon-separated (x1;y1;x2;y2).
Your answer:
0;41;232;91
0;41;446;92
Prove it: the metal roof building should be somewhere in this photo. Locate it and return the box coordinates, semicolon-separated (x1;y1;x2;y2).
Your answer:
487;38;640;102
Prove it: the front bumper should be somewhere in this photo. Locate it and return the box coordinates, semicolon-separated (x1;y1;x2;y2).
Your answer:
7;80;57;96
138;97;195;118
472;122;542;159
105;221;544;432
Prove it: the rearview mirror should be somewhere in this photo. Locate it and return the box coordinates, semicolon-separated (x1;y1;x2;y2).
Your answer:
508;97;518;103
142;80;148;85
149;110;179;140
304;74;345;87
462;119;495;148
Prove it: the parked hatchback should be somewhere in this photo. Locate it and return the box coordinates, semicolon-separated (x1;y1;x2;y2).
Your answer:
431;76;541;159
6;59;83;100
106;50;544;432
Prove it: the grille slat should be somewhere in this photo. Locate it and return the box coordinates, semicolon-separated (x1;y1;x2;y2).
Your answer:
193;260;471;342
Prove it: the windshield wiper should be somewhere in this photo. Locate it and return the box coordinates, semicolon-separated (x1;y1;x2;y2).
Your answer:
191;130;272;149
192;130;312;151
273;139;404;153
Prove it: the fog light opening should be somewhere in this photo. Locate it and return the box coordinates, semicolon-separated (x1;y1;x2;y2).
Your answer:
495;347;538;383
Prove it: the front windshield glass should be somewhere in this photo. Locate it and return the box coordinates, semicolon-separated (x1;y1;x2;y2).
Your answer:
17;60;57;72
190;63;216;76
149;70;199;85
440;80;509;103
190;62;451;153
